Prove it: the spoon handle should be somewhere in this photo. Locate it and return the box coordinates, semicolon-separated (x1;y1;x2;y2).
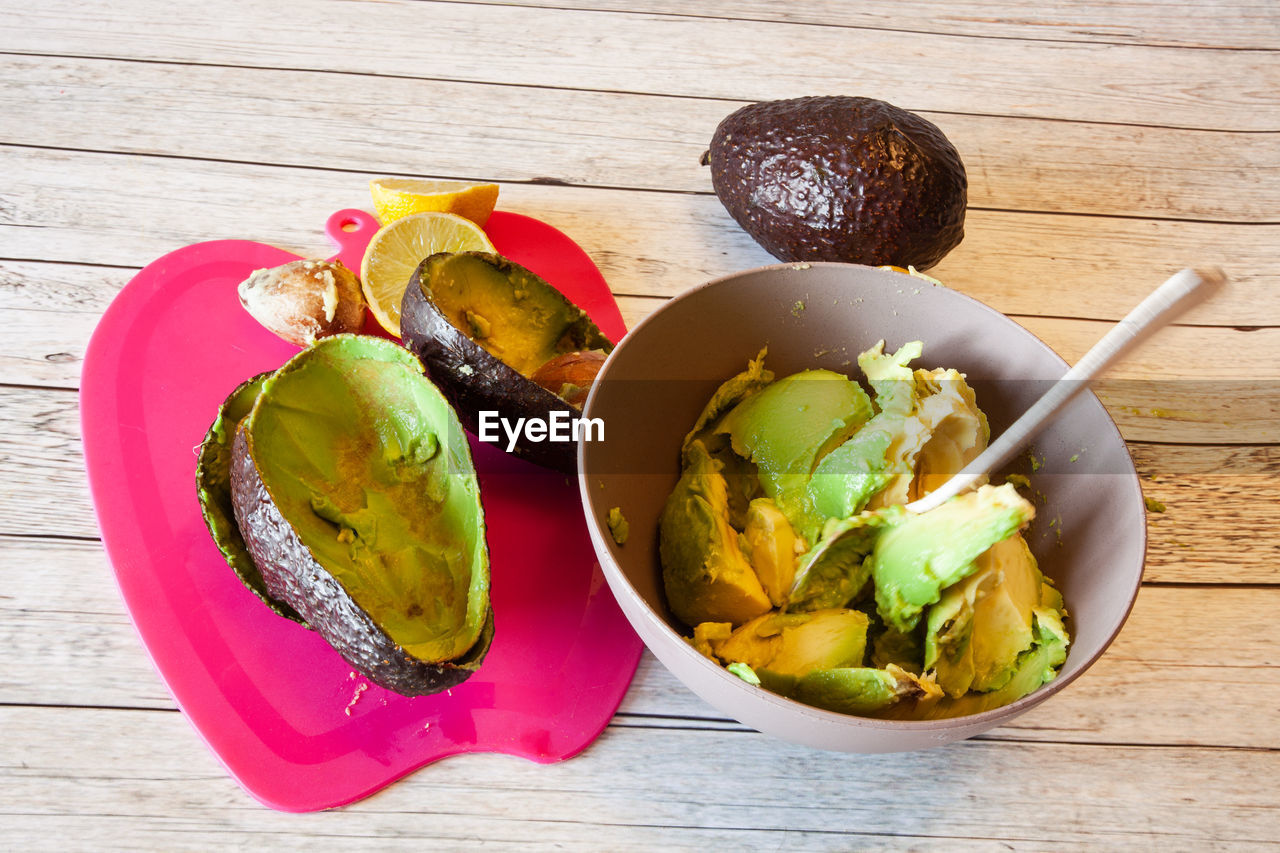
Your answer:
904;266;1225;515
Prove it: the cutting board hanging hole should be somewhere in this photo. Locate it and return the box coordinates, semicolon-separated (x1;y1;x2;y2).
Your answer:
325;209;379;271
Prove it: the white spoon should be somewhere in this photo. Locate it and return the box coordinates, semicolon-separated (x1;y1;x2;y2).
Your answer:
904;266;1226;515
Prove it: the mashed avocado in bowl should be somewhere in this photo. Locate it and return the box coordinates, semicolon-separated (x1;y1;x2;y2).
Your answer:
579;263;1145;753
660;343;1068;720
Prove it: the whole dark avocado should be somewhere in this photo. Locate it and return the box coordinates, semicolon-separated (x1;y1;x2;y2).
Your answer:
704;96;967;270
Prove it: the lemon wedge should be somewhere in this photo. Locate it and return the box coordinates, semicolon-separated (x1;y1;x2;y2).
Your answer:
370;177;500;227
360;212;496;337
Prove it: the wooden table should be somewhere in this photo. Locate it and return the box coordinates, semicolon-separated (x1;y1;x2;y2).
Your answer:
4;1;1278;848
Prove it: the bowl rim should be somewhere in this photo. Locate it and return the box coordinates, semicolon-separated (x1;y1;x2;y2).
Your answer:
579;261;1148;731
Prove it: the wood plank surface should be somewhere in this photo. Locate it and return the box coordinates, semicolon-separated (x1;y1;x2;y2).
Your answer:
1;383;1277;579
4;147;1278;327
4;703;1278;850
3;0;1276;129
435;0;1280;49
7;251;1277;387
5;54;1278;222
3;0;1278;844
2;533;1276;749
5;294;1276;441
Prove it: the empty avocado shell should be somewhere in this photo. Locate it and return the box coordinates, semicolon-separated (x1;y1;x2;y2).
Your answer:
400;251;613;472
217;334;492;695
196;372;308;626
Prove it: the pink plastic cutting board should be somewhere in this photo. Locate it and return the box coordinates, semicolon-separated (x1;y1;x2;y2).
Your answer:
80;209;642;812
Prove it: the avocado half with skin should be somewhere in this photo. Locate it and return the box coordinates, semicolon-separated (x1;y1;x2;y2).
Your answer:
196;372;308;626
400;251;613;472
224;334;493;696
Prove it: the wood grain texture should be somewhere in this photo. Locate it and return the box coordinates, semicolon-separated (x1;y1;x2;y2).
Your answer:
3;0;1278;842
434;0;1280;49
6;275;1273;442
6;308;1279;558
3;703;1278;848
3;148;1278;327
3;383;1278;578
2;0;1277;129
2;533;1275;749
9;255;1277;386
5;54;1278;222
0;389;94;536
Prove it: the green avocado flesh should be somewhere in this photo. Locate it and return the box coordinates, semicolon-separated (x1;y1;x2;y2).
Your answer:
717;369;872;543
741;498;797;607
659;343;1068;720
790;665;943;715
787;508;900;612
870;483;1034;634
924;533;1042;697
196;373;306;625
244;336;489;666
707;609;869;676
683;348;774;447
659;440;771;628
419;251;611;377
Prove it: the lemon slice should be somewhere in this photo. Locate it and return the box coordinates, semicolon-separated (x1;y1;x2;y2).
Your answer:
360;212;496;337
370;177;500;227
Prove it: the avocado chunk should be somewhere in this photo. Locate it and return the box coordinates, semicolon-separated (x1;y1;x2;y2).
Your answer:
870;483;1035;633
807;426;895;521
909;366;990;501
659;440;772;628
703;433;765;532
606;506;630;546
860;339;924;417
683;348;774;451
656;345;1069;720
196;372;307;626
787;507;902;611
689;621;733;661
704;96;967;270
791;664;943;715
870;626;924;674
924;534;1042;697
830;340;989;511
807;341;931;516
229;335;493;696
708;609;869;677
717;368;872;541
741;498;797;607
400;251;613;472
888;607;1069;720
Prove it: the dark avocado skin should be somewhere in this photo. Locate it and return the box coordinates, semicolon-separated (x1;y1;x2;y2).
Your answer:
400;252;611;473
229;426;493;696
706;96;967;270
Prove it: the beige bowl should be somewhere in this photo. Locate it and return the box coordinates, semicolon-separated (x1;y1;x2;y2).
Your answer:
577;263;1145;752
